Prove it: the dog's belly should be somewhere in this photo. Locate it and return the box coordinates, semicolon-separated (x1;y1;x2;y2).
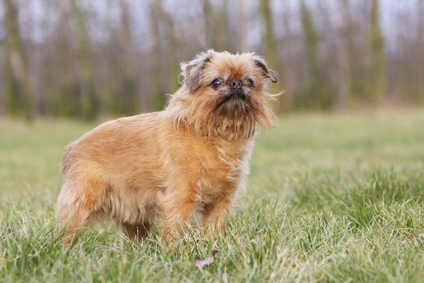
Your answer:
100;179;160;224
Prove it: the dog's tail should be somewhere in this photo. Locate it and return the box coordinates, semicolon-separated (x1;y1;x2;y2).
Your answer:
61;142;76;174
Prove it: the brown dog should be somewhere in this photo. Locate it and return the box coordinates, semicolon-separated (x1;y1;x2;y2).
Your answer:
56;50;278;243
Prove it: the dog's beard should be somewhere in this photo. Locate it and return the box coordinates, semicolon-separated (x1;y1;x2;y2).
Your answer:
168;87;275;140
215;88;247;111
175;88;274;140
211;90;256;139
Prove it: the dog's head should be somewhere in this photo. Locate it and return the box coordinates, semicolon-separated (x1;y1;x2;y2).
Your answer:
168;50;278;140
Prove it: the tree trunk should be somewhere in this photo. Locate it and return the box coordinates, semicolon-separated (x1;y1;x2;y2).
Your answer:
259;0;285;111
367;0;385;105
3;0;33;121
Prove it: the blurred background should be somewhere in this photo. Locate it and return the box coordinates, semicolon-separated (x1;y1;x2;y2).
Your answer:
0;0;423;121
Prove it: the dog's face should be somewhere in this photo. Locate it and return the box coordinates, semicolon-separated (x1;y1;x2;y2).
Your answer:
169;50;278;140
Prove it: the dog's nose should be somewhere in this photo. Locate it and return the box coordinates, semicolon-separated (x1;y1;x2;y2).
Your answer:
230;80;242;90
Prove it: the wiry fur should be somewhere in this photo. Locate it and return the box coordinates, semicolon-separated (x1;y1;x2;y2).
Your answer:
56;50;278;243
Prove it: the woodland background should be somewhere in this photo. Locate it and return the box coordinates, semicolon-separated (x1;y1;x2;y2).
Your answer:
0;0;423;121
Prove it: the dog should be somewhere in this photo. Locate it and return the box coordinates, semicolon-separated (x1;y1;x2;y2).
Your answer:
56;50;278;243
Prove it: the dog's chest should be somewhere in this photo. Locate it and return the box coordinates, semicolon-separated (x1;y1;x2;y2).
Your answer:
196;140;252;190
159;134;253;196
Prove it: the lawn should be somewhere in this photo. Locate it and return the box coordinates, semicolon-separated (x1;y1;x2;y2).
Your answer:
1;109;424;282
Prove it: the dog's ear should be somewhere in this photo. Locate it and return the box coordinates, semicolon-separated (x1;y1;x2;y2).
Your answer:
252;56;278;83
180;50;214;91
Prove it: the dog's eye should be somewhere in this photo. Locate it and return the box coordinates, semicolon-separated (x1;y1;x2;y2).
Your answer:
211;79;222;89
245;79;254;87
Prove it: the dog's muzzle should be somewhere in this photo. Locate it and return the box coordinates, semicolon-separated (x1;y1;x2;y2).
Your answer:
228;80;246;100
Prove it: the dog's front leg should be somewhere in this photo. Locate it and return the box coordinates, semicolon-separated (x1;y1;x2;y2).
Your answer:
157;189;198;240
201;192;235;237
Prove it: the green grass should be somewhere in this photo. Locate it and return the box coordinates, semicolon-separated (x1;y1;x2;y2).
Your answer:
1;110;424;282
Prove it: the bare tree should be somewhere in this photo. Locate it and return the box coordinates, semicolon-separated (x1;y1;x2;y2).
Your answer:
366;0;385;104
3;0;33;121
299;1;331;110
259;0;285;110
334;0;353;109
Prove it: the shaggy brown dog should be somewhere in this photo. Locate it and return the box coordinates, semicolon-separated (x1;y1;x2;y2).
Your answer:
56;50;278;243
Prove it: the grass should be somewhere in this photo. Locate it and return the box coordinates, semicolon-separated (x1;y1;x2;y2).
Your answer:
1;109;424;282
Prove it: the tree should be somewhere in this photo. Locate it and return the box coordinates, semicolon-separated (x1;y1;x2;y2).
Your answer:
71;0;97;120
3;0;33;121
299;1;331;110
366;0;385;104
111;0;139;115
259;0;285;110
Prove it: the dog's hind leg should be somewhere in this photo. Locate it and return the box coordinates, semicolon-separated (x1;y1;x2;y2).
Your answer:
57;204;91;244
56;176;105;244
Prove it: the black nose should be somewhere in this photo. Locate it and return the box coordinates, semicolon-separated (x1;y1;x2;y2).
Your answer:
230;80;242;90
